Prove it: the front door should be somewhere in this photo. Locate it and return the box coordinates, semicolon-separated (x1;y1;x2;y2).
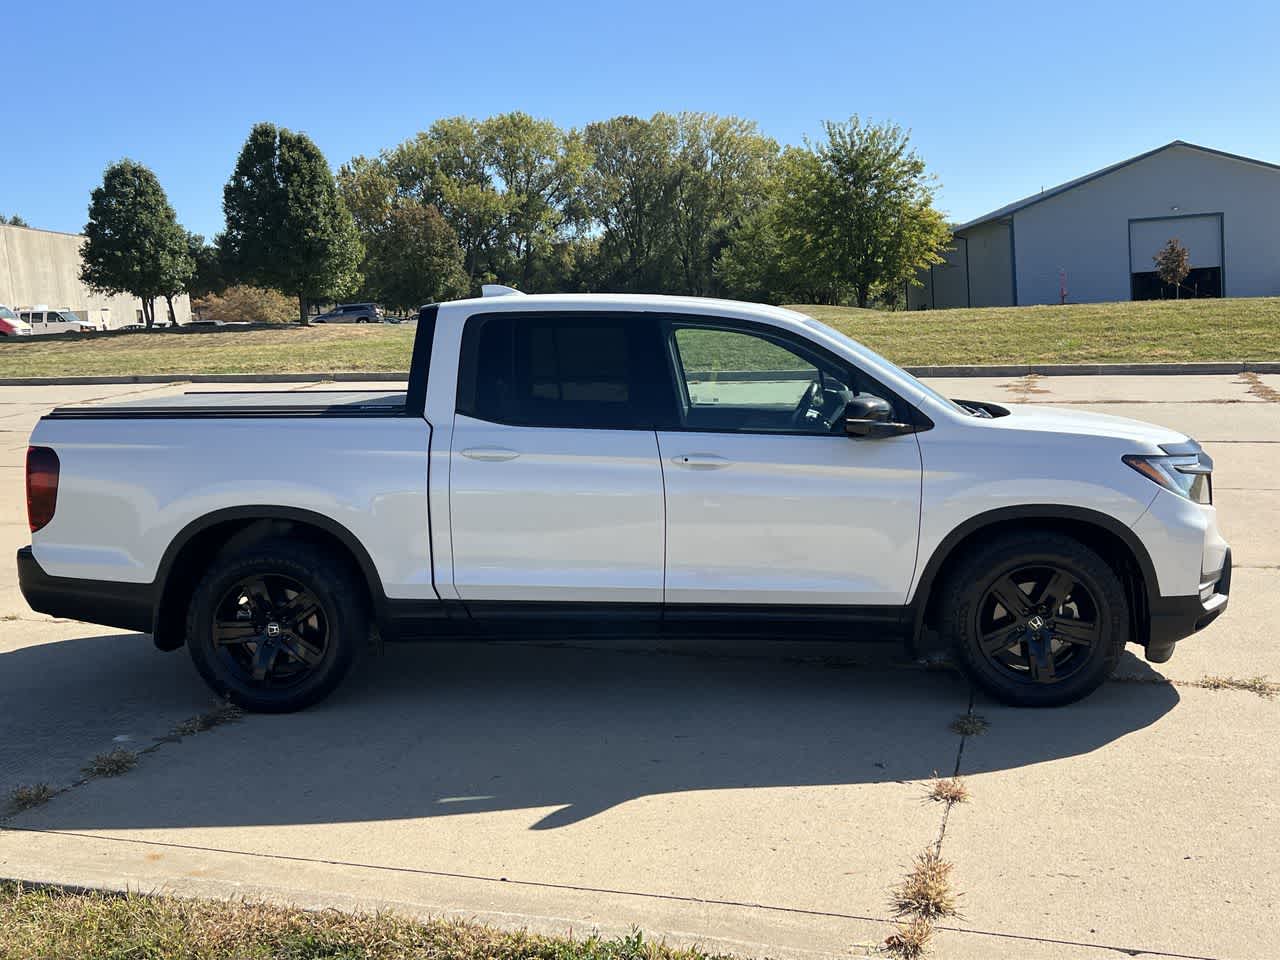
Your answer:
449;311;673;607
656;318;923;608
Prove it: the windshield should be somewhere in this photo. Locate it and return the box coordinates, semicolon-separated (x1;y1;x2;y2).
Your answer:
0;307;17;320
799;316;971;416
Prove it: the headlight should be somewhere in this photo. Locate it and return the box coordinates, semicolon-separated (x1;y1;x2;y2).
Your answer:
1124;453;1212;504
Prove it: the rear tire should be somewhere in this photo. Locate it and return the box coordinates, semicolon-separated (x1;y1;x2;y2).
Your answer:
939;531;1127;707
185;540;366;712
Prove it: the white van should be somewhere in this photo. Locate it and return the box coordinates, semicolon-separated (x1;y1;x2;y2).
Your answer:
18;307;99;335
0;304;32;336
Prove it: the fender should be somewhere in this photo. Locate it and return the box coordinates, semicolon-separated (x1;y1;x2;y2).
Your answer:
909;503;1160;644
151;505;402;648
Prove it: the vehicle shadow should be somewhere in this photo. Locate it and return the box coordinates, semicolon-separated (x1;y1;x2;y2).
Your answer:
1;630;1179;832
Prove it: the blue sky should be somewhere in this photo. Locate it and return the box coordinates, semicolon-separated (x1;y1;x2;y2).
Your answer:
5;0;1277;238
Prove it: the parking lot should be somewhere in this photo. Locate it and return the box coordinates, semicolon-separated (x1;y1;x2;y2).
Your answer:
1;373;1277;959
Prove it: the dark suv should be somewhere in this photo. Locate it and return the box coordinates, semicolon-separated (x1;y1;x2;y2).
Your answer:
312;303;383;324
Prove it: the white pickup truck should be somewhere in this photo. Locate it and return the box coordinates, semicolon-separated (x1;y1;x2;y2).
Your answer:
19;291;1231;711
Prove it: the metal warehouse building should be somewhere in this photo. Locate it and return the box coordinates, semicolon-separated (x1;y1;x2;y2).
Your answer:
910;140;1280;309
0;222;191;328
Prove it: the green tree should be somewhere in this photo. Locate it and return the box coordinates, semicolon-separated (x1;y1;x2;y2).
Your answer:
186;232;225;299
221;123;362;324
1153;237;1191;297
383;118;506;286
669;113;777;296
479;112;589;289
1;214;29;227
363;203;468;312
582;114;682;292
726;118;950;307
80;160;193;329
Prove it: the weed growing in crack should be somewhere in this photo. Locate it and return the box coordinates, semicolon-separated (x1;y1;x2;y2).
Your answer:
926;776;969;805
83;748;137;778
891;849;960;921
882;916;933;959
7;784;55;812
172;702;244;737
949;713;989;736
1196;675;1278;699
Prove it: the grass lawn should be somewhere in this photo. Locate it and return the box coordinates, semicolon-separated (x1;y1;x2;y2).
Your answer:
798;296;1280;366
0;881;729;960
0;297;1277;378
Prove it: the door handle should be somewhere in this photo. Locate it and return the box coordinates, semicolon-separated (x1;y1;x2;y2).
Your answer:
461;447;520;462
673;453;730;469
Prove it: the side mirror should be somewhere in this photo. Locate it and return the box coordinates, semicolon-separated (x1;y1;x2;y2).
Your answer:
843;394;893;423
842;394;917;439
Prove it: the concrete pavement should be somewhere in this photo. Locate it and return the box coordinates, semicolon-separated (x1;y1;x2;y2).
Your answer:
1;374;1277;959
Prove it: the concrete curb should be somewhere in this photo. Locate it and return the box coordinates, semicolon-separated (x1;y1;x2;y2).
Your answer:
1;361;1278;387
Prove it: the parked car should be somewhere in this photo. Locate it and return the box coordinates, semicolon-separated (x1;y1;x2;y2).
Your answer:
311;303;383;324
0;304;32;336
18;307;99;334
18;291;1230;712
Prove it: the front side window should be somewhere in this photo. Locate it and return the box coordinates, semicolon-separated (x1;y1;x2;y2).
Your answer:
457;313;674;430
668;322;895;434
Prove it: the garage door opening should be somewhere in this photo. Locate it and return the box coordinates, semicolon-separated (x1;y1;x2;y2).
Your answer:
1131;266;1222;300
1129;214;1223;301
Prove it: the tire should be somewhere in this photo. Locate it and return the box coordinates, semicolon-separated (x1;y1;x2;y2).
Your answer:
185;539;366;712
939;531;1127;707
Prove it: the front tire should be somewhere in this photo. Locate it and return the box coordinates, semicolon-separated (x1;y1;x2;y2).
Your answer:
939;532;1127;707
185;540;366;712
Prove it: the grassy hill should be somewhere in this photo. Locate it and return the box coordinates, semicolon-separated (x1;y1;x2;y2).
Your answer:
1;297;1278;379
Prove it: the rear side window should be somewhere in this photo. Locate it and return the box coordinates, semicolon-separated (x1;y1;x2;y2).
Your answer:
456;313;676;429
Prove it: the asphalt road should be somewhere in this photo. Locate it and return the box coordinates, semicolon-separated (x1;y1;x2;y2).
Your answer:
1;373;1277;959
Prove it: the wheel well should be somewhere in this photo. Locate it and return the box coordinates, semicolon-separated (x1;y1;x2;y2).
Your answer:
916;517;1150;653
152;517;376;651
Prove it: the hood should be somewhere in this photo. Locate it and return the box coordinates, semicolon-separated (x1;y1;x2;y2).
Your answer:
992;403;1189;448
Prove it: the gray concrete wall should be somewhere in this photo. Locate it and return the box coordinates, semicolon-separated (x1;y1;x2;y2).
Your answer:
907;239;970;309
1011;145;1280;304
963;219;1014;307
0;223;191;328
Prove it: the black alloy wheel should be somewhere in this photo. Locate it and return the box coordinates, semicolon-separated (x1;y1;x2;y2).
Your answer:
186;539;365;712
212;574;329;689
941;531;1128;706
975;564;1101;685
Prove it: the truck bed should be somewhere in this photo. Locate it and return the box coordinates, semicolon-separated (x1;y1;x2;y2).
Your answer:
46;389;410;420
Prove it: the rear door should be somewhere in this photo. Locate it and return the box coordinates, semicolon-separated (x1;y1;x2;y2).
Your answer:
656;317;923;608
448;311;674;609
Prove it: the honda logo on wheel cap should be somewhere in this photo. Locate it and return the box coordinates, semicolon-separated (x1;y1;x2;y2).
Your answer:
1027;615;1046;631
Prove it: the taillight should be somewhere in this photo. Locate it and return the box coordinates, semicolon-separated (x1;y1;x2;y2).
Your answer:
26;446;59;533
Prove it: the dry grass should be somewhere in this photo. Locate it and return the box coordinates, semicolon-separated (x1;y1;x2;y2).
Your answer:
890;850;960;922
948;714;989;736
925;776;969;805
882;917;934;960
172;702;244;737
82;748;137;778
1194;675;1279;699
6;783;55;813
0;881;732;960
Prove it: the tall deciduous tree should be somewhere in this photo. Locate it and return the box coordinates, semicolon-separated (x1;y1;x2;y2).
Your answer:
722;118;950;307
80;160;193;329
669;113;777;296
221;123;362;324
479;112;589;289
363;204;468;312
1154;238;1191;297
